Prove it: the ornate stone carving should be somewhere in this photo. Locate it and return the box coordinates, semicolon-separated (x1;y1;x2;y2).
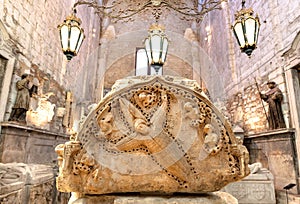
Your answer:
56;76;250;195
26;92;56;129
222;167;276;203
0;163;26;187
0;163;64;204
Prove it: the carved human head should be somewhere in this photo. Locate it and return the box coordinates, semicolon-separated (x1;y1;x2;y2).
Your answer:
203;124;213;134
21;73;28;79
267;81;276;88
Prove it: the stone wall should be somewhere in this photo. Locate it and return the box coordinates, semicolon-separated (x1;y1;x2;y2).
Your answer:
197;0;300;201
225;78;288;134
197;0;300;120
0;0;101;130
196;0;299;158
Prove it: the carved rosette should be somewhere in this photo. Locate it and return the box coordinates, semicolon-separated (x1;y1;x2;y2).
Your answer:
56;76;250;195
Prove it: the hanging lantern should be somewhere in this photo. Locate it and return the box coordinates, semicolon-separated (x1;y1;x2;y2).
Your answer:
232;0;260;57
58;9;85;61
144;24;169;74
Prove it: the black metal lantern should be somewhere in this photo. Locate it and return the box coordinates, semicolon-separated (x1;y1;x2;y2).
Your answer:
58;9;85;61
232;0;260;57
144;24;169;74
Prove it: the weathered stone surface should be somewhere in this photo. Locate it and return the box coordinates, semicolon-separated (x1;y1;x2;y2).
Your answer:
244;129;298;195
69;192;238;204
0;122;69;164
56;76;250;195
0;163;69;204
223;166;276;204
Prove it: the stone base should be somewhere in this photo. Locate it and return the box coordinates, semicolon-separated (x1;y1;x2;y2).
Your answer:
70;192;238;204
244;128;299;195
0;163;69;204
222;168;276;203
0;122;68;164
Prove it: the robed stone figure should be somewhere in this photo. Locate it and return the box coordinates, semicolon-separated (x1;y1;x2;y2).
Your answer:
9;74;32;122
260;81;286;129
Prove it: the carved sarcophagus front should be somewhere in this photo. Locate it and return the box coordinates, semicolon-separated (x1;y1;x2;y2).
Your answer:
55;76;250;195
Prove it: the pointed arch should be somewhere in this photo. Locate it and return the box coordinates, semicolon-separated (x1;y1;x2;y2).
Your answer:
97;30;226;101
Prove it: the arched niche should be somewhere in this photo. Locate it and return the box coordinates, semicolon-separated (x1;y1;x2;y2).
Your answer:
0;20;16;122
98;29;226;101
103;53;194;88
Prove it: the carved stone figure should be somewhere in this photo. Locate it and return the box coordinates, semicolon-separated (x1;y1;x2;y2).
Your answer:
9;74;32;122
203;124;221;155
248;162;262;174
55;76;250;198
231;136;250;177
260;81;286;129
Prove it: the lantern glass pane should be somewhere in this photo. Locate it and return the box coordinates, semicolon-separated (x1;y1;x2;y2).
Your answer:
233;22;245;47
144;38;151;63
136;49;149;76
75;32;84;53
255;20;260;43
245;17;256;45
60;25;69;51
151;35;161;63
161;38;169;63
69;26;81;52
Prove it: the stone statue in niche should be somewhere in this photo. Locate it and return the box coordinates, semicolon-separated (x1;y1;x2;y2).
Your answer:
9;73;33;122
55;76;250;197
259;81;286;129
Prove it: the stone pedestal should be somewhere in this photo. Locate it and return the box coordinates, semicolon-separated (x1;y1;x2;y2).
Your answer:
69;192;237;204
244;129;299;195
223;168;276;203
0;122;69;164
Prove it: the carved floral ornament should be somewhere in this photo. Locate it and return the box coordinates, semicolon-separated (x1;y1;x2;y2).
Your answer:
55;76;250;195
73;0;225;23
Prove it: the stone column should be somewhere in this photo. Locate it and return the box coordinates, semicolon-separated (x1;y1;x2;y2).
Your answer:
95;25;116;102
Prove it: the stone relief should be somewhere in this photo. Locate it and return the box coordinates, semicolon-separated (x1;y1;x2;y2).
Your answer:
26;92;56;129
56;76;250;195
0;163;26;186
0;163;68;204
